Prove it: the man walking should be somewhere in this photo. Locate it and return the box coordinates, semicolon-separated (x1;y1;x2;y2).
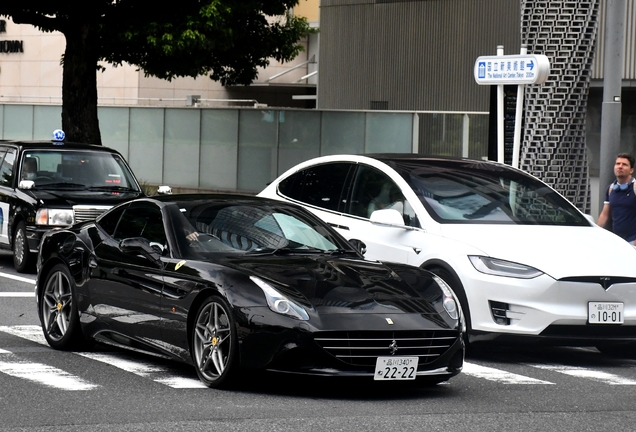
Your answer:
597;153;636;245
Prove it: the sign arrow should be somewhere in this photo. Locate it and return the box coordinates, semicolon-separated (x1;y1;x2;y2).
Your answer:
527;60;535;70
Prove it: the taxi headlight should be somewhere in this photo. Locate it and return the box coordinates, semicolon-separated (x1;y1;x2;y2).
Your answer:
35;209;74;226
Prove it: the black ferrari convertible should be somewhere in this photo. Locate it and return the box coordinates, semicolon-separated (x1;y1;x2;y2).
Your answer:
36;194;464;388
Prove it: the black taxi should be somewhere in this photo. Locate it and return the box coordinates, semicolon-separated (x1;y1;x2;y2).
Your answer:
0;132;144;272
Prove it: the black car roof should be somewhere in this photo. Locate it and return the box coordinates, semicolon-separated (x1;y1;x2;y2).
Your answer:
0;140;121;153
145;193;275;205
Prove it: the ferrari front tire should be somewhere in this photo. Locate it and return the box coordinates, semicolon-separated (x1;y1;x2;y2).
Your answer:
192;295;238;388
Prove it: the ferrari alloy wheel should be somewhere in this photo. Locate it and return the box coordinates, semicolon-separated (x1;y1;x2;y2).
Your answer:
13;221;34;273
40;264;85;350
192;295;238;388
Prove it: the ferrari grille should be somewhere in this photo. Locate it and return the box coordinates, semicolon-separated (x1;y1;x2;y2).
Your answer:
73;205;112;223
314;330;458;367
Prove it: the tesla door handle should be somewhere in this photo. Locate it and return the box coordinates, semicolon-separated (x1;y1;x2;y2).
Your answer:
328;223;349;231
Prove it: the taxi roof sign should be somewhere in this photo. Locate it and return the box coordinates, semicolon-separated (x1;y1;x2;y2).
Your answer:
474;54;550;85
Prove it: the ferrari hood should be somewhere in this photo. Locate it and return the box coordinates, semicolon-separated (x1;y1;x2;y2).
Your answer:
224;255;441;314
438;224;636;279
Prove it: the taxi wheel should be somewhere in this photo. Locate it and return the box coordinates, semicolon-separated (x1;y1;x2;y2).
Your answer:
39;264;88;350
191;295;238;388
13;221;34;273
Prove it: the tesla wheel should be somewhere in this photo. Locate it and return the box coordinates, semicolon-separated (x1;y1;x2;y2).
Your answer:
39;264;86;350
192;295;238;388
13;221;34;273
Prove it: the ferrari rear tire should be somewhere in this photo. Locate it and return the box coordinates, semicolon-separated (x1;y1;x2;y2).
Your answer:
192;295;238;388
13;221;34;273
39;264;87;350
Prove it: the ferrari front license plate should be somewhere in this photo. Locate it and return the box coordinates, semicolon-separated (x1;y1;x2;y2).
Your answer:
588;302;624;324
374;356;418;380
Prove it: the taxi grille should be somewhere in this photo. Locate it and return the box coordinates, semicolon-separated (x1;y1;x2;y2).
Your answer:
314;330;458;368
73;205;112;223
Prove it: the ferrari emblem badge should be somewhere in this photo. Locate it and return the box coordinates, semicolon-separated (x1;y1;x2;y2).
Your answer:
57;302;63;311
385;318;394;325
175;260;186;271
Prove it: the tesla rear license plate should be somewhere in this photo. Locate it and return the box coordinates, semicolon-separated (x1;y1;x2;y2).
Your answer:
374;357;418;380
588;302;624;324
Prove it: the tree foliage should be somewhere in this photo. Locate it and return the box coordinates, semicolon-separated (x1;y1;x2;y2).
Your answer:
0;1;310;143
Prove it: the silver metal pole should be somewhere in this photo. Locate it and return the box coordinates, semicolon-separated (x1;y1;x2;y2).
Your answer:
599;0;627;213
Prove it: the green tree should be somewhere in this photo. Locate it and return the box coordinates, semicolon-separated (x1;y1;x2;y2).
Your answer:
0;1;309;144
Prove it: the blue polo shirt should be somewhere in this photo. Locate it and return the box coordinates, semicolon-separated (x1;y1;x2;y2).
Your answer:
606;180;636;242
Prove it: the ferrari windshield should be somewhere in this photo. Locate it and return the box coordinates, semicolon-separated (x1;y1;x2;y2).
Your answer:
168;200;351;257
389;160;589;226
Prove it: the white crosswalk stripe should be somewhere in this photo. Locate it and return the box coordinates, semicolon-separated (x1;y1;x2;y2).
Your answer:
0;325;205;389
77;352;206;388
527;363;636;385
0;349;97;390
462;362;554;384
2;325;636;390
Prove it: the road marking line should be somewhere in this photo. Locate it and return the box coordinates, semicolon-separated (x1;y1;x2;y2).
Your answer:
0;272;36;284
77;352;206;388
0;292;34;297
0;359;98;390
463;362;554;384
0;325;46;345
528;364;636;385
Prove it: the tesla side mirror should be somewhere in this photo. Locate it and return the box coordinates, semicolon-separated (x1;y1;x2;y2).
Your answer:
370;209;405;227
348;238;367;256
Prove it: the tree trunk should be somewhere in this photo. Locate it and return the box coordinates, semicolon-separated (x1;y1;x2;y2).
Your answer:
61;23;102;145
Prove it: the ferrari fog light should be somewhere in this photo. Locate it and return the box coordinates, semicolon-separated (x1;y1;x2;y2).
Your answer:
35;208;74;226
468;256;543;279
250;276;309;321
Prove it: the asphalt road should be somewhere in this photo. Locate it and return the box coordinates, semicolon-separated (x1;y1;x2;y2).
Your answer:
1;252;635;432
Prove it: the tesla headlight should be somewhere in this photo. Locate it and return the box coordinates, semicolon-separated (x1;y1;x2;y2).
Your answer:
35;208;74;226
468;256;543;279
431;275;459;320
250;276;309;321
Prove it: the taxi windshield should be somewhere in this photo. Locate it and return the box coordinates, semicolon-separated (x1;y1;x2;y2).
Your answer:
20;150;140;191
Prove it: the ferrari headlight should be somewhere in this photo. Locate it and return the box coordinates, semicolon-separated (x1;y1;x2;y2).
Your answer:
468;256;543;279
431;275;459;320
250;276;309;321
35;208;74;226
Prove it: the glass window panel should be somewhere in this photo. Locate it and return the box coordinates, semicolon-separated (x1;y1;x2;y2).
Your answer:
3;106;33;140
128;108;164;185
200;109;238;190
99;107;131;158
164;109;200;187
237;110;278;192
321;111;364;155
33;106;62;140
365;112;413;153
277;110;320;175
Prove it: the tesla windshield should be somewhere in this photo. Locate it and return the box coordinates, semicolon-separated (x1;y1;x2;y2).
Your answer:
391;160;589;226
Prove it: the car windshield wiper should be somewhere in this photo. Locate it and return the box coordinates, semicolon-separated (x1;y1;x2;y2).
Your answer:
88;186;139;192
325;248;358;256
37;182;87;189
